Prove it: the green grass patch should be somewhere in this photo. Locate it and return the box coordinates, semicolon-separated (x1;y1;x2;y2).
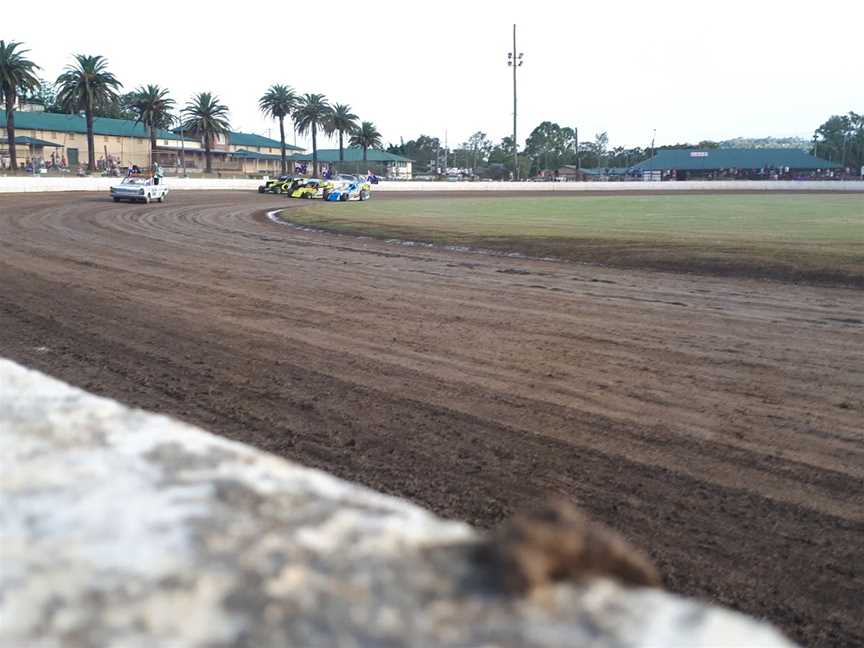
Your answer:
285;195;864;286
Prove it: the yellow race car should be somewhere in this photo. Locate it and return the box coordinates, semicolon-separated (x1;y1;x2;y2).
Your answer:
289;178;334;199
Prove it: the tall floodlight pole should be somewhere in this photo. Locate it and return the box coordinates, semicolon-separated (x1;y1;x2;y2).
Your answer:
508;25;523;181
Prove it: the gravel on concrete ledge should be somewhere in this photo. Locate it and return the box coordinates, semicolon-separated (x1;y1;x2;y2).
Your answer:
0;358;797;647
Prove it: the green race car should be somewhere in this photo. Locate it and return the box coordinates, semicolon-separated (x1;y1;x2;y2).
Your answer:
258;175;297;194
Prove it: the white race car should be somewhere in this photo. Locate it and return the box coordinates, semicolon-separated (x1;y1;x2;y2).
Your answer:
325;174;372;201
110;177;169;204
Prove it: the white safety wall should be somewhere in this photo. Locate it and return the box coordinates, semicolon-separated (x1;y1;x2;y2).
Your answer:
0;177;862;193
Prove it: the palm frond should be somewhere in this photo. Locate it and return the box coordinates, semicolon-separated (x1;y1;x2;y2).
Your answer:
0;40;41;103
55;54;121;113
259;84;297;120
349;121;383;150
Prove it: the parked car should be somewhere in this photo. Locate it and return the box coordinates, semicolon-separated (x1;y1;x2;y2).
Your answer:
110;176;168;204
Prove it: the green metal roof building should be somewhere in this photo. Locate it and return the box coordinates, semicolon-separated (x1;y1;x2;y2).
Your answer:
0;135;62;147
230;149;285;161
1;111;303;150
286;147;413;178
0;109;192;141
1;109;304;172
286;148;411;163
632;148;840;172
228;132;302;151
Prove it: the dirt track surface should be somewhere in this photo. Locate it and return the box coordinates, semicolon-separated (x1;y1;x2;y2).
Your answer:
1;191;862;646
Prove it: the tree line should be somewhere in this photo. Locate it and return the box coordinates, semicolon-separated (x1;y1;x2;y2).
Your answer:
391;114;864;179
810;112;864;170
1;40;383;175
386;127;711;179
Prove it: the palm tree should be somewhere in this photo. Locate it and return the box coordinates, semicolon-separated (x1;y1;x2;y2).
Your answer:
293;93;332;177
349;121;383;162
130;85;175;170
325;103;359;165
181;92;230;174
259;84;297;174
55;54;122;171
0;41;41;171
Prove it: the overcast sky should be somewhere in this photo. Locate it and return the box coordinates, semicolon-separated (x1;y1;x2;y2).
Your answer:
7;0;863;150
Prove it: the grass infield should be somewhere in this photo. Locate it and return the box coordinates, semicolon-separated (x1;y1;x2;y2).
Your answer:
286;194;864;286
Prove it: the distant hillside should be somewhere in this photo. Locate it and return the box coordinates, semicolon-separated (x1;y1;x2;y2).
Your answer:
719;137;810;150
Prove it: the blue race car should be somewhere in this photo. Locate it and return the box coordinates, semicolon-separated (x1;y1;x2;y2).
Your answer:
325;174;372;201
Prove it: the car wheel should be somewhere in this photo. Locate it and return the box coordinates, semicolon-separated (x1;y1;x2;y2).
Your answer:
112;197;120;202
158;194;165;203
144;194;151;204
340;193;349;202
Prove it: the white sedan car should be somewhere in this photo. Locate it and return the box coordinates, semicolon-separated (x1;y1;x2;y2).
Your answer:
110;177;169;204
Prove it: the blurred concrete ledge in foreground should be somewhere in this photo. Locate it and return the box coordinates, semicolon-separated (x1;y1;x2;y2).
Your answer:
0;358;796;647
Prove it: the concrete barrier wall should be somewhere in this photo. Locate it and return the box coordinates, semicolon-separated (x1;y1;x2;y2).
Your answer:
0;358;797;647
380;180;864;192
0;176;261;193
1;176;862;193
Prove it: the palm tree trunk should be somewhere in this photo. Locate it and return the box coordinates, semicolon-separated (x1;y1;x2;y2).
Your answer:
4;90;18;171
150;127;157;171
339;131;344;162
279;116;286;175
86;109;96;172
205;135;212;174
363;145;368;162
312;124;318;178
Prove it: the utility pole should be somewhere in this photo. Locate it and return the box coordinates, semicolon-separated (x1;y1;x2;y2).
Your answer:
507;25;523;181
574;127;579;169
842;132;849;167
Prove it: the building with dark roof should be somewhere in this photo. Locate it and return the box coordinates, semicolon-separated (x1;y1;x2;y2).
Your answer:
286;148;412;178
631;148;841;180
1;110;304;173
